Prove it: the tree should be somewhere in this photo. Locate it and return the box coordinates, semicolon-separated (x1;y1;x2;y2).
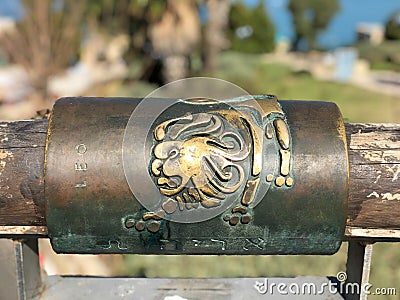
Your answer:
85;0;165;58
86;0;200;83
0;0;84;100
229;1;275;53
203;0;232;73
288;0;340;51
385;12;400;40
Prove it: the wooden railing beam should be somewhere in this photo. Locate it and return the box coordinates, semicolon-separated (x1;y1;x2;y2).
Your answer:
0;120;399;240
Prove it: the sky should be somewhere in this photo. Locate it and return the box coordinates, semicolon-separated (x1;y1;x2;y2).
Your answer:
0;0;21;19
1;0;400;49
247;0;400;48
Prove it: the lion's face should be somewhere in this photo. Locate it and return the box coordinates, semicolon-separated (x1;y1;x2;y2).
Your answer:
151;112;251;210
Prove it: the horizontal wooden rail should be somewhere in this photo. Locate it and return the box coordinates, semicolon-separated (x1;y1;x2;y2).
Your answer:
0;120;399;240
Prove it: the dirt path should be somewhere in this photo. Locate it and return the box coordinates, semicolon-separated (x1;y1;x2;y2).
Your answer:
353;70;400;97
263;52;400;97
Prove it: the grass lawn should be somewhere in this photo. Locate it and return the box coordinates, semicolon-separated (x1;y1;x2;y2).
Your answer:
216;51;400;124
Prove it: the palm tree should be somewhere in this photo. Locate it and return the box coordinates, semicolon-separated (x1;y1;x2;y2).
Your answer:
0;0;84;100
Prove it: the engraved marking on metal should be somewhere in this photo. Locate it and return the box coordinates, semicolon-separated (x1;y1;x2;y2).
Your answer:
75;180;87;188
189;239;227;250
211;239;226;250
159;239;180;251
74;143;88;189
101;240;127;250
74;162;88;171
75;143;87;154
243;238;266;251
286;177;294;187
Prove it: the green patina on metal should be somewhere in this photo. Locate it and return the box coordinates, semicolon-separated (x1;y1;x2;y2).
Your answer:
44;96;348;254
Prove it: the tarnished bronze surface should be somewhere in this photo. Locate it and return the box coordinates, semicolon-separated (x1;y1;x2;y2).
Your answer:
45;97;348;254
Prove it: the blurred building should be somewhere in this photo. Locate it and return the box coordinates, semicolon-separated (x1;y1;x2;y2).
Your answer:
334;48;358;82
274;34;291;54
0;16;14;35
356;22;384;45
49;32;129;97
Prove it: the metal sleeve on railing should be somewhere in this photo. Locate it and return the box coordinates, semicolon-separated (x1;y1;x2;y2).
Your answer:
44;96;348;254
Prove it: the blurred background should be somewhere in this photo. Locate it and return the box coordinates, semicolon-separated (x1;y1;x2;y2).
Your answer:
0;0;399;298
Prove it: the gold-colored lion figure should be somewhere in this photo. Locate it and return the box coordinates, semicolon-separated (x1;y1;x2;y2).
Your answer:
151;112;251;211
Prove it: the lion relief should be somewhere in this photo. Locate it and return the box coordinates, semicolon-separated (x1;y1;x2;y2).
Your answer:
150;112;252;213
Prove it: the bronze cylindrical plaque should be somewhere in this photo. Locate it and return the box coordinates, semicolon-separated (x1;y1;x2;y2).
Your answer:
45;96;348;254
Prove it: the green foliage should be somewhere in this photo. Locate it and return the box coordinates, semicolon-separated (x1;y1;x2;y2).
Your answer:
229;1;275;53
288;0;340;51
85;0;166;54
357;41;400;71
86;0;165;27
385;11;400;40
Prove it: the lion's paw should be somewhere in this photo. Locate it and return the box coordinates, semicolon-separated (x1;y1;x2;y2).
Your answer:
223;205;252;226
126;210;164;233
